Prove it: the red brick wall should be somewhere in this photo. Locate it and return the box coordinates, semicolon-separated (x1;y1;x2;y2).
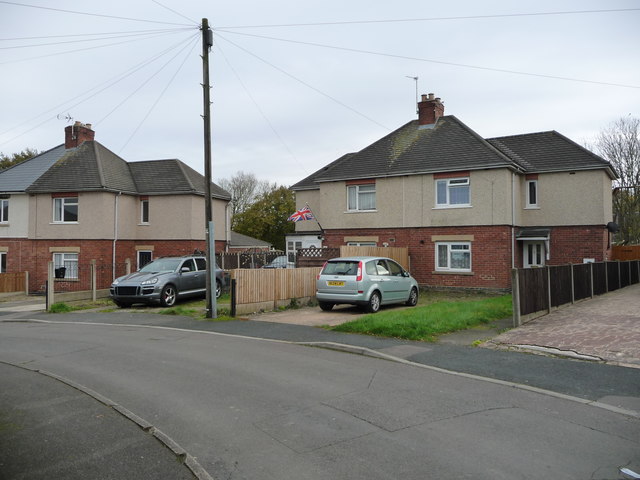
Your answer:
323;226;513;289
1;238;226;293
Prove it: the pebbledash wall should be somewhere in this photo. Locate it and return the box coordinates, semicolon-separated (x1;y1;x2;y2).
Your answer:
2;238;226;293
322;225;611;290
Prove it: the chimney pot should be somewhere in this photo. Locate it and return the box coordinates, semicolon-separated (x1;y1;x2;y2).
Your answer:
428;93;435;100
421;94;428;101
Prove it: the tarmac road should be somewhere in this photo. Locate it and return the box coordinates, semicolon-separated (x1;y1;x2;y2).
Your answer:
1;317;639;479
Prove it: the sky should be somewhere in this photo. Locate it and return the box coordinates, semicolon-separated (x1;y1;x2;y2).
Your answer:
0;1;639;187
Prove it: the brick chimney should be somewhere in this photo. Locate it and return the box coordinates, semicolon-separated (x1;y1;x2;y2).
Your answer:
64;121;95;149
418;93;444;125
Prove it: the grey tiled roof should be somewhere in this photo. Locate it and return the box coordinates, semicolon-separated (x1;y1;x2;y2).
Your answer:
229;231;271;248
486;131;616;178
0;144;66;192
14;141;230;199
292;116;520;190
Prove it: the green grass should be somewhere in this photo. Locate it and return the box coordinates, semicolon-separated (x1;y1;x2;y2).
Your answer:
331;294;512;342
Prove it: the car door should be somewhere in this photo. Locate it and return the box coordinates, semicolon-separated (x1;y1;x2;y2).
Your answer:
177;258;200;294
385;259;411;302
372;259;394;301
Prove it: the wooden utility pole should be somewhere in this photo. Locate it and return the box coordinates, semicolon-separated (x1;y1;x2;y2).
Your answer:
201;18;216;318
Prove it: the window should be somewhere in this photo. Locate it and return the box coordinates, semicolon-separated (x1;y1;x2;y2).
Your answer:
347;184;376;211
53;252;78;279
346;241;377;247
523;241;544;268
137;250;152;270
140;198;149;223
0;199;8;223
436;178;470;207
53;197;78;223
526;180;538;208
0;252;6;273
436;242;471;272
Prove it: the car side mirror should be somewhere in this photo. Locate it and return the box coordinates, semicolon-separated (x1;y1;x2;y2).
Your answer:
180;267;190;273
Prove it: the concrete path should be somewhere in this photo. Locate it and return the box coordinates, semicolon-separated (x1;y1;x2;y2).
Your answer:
488;283;640;368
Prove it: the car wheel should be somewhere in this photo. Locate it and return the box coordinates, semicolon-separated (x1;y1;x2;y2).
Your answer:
319;301;334;311
406;287;418;306
215;280;222;299
160;284;177;307
365;291;381;313
113;300;131;308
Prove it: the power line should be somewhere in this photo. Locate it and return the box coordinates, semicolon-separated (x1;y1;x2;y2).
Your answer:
215;33;391;131
151;0;199;26
216;30;640;90
0;0;194;26
119;36;200;153
0;28;194;42
0;28;193;50
214;8;640;29
0;29;191;65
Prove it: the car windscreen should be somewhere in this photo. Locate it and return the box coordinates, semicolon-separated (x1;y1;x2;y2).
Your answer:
139;258;181;273
322;261;359;276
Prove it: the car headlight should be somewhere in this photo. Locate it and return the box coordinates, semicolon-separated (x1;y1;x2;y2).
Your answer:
141;277;159;286
112;278;120;286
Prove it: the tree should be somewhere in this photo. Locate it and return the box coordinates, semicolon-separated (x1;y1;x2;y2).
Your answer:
217;171;274;221
233;186;295;250
594;116;640;244
0;148;39;170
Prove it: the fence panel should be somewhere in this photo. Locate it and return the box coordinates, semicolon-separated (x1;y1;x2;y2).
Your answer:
620;261;631;288
0;272;26;293
607;262;620;292
296;247;340;268
632;260;640;284
339;246;410;270
572;263;592;301
550;265;572;308
611;245;640;261
217;251;284;270
518;268;547;315
52;263;92;293
231;267;321;308
592;262;607;295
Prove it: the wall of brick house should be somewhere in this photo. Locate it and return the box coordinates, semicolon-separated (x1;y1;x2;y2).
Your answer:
513;225;611;268
322;226;513;290
1;238;225;293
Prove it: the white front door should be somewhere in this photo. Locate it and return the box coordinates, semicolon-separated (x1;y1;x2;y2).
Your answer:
523;241;545;268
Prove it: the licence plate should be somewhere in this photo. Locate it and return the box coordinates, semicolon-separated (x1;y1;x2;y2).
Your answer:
327;280;345;286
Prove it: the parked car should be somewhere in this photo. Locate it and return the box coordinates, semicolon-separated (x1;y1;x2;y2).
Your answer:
262;255;295;269
316;256;419;313
110;255;227;308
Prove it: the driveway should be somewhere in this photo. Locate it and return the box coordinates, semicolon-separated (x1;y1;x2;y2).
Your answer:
487;282;640;368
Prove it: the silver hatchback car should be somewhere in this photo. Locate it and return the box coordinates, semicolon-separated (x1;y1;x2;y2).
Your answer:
316;256;419;313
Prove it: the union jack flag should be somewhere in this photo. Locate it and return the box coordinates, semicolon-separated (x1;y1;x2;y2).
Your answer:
287;206;315;222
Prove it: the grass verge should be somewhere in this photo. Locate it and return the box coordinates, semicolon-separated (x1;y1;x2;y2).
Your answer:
331;294;512;342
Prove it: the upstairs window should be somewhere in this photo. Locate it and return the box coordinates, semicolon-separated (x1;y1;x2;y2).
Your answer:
436;177;470;207
140;198;149;223
526;180;538;208
0;199;8;223
53;196;78;223
347;183;376;211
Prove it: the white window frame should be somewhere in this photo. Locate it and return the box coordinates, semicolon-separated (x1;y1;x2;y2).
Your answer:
523;241;545;268
525;180;538;208
346;241;377;247
53;252;78;279
53;197;78;223
435;177;470;208
140;199;149;224
0;199;8;223
347;184;376;212
435;242;472;272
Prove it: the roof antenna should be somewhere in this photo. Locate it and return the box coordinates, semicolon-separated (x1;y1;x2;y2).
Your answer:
56;113;74;123
405;76;419;114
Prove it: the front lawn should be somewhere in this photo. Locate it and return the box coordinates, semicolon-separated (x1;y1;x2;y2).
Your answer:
331;294;512;342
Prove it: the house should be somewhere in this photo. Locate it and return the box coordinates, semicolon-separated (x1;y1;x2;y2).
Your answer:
290;94;616;290
0;122;231;293
228;231;272;251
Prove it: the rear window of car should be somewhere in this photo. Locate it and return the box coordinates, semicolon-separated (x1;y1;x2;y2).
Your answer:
322;261;359;276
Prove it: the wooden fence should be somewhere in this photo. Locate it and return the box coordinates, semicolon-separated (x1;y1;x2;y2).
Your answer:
231;267;321;314
512;260;640;326
611;245;640;261
0;272;28;294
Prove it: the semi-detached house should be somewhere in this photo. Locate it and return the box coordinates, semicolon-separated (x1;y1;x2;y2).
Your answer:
0;122;231;293
290;94;617;290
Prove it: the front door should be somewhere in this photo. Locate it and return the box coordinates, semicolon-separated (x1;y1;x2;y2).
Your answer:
523;241;545;268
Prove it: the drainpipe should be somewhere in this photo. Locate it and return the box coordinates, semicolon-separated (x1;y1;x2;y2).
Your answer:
511;173;516;268
113;192;122;280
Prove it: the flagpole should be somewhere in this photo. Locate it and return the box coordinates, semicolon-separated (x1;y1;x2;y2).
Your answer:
303;204;324;237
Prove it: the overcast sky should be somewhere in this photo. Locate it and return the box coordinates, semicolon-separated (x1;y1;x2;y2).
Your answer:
1;1;638;187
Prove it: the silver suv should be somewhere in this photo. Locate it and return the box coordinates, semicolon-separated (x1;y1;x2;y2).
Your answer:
316;256;419;313
110;256;226;308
